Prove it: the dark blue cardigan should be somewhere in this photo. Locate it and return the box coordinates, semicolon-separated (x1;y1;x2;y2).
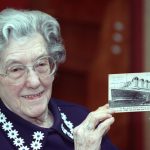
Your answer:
0;98;118;150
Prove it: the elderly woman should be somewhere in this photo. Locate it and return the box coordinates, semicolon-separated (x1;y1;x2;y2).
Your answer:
0;8;118;150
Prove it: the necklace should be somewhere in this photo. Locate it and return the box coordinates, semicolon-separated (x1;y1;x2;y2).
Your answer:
0;109;44;150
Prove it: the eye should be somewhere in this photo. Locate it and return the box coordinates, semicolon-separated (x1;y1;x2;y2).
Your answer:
6;65;25;79
36;58;49;67
35;58;50;73
7;65;25;73
38;61;48;66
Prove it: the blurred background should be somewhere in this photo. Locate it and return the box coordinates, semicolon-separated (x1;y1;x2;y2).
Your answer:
0;0;149;150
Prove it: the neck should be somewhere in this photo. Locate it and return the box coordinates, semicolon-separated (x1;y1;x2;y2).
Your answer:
2;101;54;128
27;110;54;128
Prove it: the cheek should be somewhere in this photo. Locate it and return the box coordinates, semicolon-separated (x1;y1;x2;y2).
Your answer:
4;83;24;97
0;82;23;108
42;76;54;88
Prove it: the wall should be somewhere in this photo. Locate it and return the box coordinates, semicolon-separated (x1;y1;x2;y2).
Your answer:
144;0;150;150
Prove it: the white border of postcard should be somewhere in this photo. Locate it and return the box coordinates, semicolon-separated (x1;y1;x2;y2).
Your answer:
109;72;150;112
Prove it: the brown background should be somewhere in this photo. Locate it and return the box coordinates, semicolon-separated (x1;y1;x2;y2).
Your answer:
0;0;144;150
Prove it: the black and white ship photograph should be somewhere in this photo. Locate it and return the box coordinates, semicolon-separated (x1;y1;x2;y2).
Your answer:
109;72;150;112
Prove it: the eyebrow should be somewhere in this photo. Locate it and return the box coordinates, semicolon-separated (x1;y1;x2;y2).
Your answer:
33;54;49;62
4;60;23;68
4;54;49;68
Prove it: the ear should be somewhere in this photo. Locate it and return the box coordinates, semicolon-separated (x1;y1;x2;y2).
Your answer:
51;75;55;82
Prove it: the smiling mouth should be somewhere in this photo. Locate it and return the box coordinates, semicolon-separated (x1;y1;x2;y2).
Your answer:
22;91;44;100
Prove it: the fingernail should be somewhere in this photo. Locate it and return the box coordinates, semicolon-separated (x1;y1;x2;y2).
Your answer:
108;109;115;114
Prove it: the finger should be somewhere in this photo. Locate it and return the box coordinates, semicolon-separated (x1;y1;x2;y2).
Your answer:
97;104;109;111
83;110;113;130
96;117;115;136
77;104;115;131
97;104;116;114
82;104;114;129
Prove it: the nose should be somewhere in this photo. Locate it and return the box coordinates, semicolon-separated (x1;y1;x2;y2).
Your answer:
25;67;41;89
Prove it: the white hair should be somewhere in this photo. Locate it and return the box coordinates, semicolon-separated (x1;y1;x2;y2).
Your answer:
0;8;66;63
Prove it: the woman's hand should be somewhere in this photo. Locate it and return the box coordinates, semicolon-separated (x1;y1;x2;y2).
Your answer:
73;104;115;150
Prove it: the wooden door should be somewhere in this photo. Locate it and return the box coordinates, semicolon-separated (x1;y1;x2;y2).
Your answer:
30;0;142;150
0;0;143;150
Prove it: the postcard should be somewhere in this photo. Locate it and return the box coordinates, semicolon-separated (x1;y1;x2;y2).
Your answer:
109;72;150;112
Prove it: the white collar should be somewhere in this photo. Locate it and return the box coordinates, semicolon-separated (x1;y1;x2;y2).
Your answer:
0;108;74;149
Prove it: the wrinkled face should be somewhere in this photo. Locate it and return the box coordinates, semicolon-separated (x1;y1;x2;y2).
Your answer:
0;33;54;119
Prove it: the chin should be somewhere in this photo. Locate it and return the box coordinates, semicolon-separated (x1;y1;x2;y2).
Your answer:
24;103;48;118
